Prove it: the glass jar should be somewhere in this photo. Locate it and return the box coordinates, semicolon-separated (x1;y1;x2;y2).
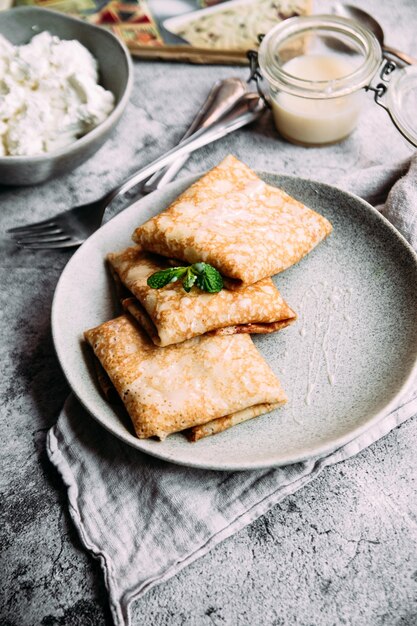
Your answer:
258;15;382;146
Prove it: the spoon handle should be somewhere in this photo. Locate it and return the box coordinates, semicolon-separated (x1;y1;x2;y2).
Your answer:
143;78;247;192
383;45;417;65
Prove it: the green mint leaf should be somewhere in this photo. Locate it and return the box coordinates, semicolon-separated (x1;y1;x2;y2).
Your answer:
147;262;223;293
183;268;198;292
191;262;206;274
196;265;223;293
147;266;187;289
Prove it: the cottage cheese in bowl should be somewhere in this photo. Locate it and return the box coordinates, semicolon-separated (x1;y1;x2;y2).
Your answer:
0;31;115;156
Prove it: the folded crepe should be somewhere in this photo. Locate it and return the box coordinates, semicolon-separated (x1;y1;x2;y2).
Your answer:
92;358;121;405
185;403;280;442
84;314;287;440
132;154;332;286
107;246;296;347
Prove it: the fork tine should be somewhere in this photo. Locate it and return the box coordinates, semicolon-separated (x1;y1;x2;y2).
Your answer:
14;232;67;243
16;239;81;250
16;234;74;245
7;219;58;233
10;227;64;239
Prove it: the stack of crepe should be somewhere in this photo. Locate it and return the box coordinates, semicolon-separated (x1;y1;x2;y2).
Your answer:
85;155;332;442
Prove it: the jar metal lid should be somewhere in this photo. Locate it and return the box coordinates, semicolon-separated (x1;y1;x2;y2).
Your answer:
258;15;382;99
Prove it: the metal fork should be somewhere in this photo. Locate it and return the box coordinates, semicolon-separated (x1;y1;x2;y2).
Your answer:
8;93;264;250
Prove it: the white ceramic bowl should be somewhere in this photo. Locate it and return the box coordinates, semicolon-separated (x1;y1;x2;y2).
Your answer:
0;6;133;185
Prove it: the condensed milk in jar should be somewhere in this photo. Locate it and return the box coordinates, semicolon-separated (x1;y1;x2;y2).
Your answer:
258;15;382;146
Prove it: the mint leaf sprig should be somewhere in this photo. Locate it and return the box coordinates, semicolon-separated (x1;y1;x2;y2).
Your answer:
147;262;223;293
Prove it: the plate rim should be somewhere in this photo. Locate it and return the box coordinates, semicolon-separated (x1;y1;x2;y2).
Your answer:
52;170;417;471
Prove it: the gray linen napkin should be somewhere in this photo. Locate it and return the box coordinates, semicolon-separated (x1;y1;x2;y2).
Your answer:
47;155;417;626
339;154;417;250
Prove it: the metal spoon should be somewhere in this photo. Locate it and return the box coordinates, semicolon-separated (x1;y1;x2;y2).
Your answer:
334;4;417;65
143;77;248;192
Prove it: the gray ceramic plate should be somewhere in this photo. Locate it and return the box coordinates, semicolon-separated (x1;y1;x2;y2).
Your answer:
52;172;417;471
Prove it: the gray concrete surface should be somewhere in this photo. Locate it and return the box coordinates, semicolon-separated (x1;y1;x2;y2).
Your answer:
1;1;417;624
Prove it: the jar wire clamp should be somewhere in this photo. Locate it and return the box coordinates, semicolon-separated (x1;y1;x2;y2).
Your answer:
365;59;396;110
247;37;271;109
364;59;416;146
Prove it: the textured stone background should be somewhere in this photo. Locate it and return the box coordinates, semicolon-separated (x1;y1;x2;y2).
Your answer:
1;1;417;625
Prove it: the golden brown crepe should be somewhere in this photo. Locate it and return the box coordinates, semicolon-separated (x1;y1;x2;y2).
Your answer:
84;314;287;440
185;403;280;442
132;155;333;287
93;358;122;405
107;246;296;347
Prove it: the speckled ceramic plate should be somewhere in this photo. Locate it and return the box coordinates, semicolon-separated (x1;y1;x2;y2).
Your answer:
52;172;417;471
